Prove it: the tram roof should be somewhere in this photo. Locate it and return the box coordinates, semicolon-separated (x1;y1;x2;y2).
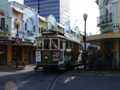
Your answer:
39;32;81;44
64;33;81;44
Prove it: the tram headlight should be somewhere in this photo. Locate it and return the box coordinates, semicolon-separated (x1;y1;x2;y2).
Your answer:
45;56;48;59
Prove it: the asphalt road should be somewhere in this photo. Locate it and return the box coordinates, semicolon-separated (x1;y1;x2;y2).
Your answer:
0;70;120;90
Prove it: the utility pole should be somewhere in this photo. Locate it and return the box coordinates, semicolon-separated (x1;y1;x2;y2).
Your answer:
38;0;40;14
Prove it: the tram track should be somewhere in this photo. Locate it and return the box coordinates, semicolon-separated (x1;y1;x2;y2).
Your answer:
46;69;77;90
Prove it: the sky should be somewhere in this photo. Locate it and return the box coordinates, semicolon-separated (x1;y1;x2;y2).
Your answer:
70;0;100;35
9;0;100;35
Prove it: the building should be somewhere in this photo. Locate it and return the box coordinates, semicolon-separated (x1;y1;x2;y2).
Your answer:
86;0;120;70
0;0;39;65
97;0;112;33
24;0;70;25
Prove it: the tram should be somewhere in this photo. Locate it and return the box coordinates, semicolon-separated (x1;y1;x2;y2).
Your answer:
34;30;82;70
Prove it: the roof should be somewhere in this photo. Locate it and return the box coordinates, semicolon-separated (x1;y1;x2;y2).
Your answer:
38;32;81;44
64;33;81;44
86;32;120;41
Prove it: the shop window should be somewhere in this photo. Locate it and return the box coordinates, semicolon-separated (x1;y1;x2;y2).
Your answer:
44;39;50;49
51;39;58;49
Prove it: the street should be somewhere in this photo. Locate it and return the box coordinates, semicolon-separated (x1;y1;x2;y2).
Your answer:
0;69;120;90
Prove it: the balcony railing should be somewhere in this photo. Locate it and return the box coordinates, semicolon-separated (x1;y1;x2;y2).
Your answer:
97;13;112;26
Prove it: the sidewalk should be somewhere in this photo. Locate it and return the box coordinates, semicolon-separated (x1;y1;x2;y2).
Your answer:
0;65;35;77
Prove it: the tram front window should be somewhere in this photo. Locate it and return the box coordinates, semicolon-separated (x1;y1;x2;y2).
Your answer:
44;39;50;49
51;39;58;49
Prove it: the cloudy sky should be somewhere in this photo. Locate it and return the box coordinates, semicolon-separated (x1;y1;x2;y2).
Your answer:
9;0;99;35
70;0;99;35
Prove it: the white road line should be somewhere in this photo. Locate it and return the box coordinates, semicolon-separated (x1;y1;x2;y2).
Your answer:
64;76;76;84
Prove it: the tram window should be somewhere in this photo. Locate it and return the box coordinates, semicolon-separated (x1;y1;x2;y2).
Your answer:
51;39;58;49
39;41;42;49
66;41;71;49
60;40;63;49
66;41;68;49
44;39;50;49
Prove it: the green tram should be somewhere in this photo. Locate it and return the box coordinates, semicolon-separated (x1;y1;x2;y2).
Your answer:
35;31;81;70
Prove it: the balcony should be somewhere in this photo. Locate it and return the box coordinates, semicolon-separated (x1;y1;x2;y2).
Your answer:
0;16;10;37
97;13;112;27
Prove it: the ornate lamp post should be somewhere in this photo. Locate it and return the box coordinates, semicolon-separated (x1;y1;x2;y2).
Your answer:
83;13;88;70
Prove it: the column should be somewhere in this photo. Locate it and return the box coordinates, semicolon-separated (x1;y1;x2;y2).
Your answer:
22;46;25;65
7;46;12;65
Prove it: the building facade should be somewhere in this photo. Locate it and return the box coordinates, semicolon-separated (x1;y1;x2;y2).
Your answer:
97;0;113;33
0;0;39;65
24;0;70;25
86;0;120;70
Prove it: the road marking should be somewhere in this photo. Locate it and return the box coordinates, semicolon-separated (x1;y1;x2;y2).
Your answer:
64;76;76;84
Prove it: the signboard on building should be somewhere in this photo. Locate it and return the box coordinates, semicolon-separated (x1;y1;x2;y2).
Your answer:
35;50;41;63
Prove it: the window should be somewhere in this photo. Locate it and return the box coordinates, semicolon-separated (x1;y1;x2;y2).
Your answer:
0;18;5;31
105;0;109;5
33;25;36;32
66;41;71;49
25;22;27;30
51;39;58;49
44;39;50;49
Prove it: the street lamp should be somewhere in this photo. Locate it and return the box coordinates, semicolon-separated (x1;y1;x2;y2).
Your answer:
83;13;88;70
83;13;88;51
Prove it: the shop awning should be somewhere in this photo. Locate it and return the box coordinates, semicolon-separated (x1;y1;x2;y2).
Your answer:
86;32;120;41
